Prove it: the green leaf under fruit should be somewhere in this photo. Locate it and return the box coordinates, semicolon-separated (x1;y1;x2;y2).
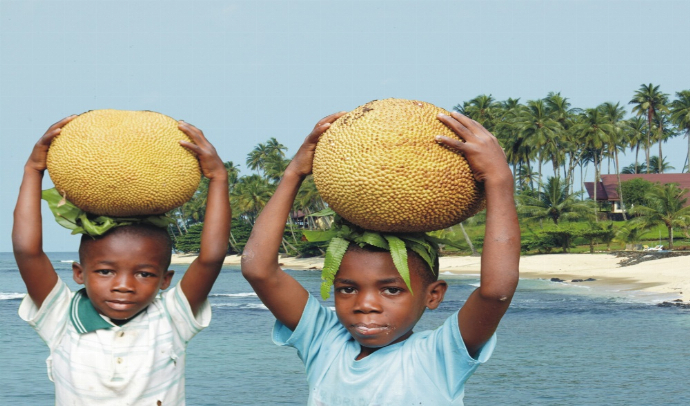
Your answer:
384;235;411;293
41;188;175;238
320;236;350;299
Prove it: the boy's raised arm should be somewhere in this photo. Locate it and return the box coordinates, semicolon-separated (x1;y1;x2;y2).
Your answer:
242;112;345;331
177;122;231;316
13;116;76;307
436;112;520;357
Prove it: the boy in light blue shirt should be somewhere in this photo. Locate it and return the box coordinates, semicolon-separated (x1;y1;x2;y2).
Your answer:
242;111;519;405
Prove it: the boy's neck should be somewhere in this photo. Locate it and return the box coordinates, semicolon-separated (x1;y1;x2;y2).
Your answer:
356;330;414;360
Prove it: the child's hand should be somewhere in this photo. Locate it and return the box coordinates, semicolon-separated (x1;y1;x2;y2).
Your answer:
26;115;76;172
178;121;226;180
435;112;512;185
285;112;346;178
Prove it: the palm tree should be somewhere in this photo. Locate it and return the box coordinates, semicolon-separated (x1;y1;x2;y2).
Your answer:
263;154;290;184
651;106;674;173
544;94;580;190
600;102;630;220
454;94;500;132
514;99;563;192
246;142;270;177
265;137;287;158
573;108;613;220
629;83;669;173
517;176;593;225
648;156;675;174
631;183;690;249
624;116;647;174
224;161;240;187
496;99;534;190
621;162;646;174
670;90;690;172
231;174;274;224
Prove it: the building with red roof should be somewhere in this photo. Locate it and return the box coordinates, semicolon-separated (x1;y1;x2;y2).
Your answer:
584;173;690;215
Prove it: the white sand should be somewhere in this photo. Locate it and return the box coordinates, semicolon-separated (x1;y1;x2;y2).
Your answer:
171;252;689;302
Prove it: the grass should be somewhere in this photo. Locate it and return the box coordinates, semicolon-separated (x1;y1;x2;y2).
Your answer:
438;220;689;255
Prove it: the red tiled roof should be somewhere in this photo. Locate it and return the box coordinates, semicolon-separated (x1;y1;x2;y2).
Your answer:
584;173;690;204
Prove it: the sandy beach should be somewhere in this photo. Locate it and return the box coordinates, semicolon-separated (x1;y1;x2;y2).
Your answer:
171;252;690;303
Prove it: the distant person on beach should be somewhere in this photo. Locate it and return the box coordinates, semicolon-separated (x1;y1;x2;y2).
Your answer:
241;111;520;405
12;116;230;405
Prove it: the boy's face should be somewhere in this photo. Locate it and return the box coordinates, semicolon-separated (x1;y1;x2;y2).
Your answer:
72;232;174;322
333;249;446;356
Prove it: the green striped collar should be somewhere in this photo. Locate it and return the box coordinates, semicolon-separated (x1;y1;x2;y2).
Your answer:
70;289;114;334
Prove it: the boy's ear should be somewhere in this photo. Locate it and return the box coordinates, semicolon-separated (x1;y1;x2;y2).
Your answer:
72;262;85;285
160;270;175;290
425;280;448;310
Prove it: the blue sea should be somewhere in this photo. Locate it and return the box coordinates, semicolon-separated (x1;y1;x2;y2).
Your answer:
1;252;689;405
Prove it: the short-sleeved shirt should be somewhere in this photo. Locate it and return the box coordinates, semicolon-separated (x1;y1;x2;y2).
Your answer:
19;277;211;406
273;295;495;406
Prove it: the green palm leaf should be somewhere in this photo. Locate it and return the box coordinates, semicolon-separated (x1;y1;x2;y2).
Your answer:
383;235;411;293
321;237;350;299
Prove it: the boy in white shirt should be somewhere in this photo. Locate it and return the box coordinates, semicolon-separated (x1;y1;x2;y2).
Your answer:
13;116;230;405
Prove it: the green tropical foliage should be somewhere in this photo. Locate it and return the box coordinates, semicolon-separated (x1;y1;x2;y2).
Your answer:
630;183;690;249
170;85;690;256
517;177;593;225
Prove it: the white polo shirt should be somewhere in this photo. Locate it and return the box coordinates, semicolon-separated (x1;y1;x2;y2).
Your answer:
19;277;211;406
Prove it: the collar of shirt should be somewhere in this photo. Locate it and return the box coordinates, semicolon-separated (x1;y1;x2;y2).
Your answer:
69;288;116;334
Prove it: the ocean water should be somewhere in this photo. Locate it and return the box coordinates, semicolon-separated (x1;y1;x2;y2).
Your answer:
1;252;688;405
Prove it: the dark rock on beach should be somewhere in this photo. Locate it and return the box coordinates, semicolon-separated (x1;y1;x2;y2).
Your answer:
551;278;565;282
657;301;690;309
614;250;690;267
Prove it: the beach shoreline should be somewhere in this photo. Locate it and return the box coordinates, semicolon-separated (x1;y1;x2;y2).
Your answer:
171;252;690;303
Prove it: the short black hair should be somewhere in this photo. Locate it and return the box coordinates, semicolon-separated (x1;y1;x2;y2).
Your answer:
78;224;173;268
345;244;439;287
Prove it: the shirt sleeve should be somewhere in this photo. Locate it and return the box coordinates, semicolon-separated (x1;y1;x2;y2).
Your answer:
415;311;496;399
162;281;212;343
272;294;344;373
18;277;72;350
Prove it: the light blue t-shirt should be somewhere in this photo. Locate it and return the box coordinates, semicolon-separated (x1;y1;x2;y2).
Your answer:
273;295;496;406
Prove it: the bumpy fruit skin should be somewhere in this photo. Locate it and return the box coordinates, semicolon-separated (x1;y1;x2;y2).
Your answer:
47;109;201;216
313;99;486;233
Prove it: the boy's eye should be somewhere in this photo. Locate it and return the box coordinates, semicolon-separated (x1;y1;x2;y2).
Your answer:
336;286;356;294
382;287;403;295
95;269;114;275
138;272;157;278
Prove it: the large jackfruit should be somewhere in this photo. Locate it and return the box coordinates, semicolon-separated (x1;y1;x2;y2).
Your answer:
47;109;201;217
312;99;486;233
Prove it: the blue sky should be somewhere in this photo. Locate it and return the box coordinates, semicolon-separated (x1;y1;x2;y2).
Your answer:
1;0;689;252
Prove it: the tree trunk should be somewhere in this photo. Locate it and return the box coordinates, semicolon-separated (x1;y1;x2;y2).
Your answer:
580;164;585;200
593;152;599;222
228;231;239;253
686;129;690;173
287;215;299;244
459;223;478;256
283;237;299;255
668;226;674;250
658;121;664;173
614;150;628;221
646;110;653;173
537;158;543;195
527;159;535;192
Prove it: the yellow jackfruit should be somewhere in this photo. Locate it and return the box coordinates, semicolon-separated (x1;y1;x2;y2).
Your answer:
47;109;201;217
312;99;486;233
